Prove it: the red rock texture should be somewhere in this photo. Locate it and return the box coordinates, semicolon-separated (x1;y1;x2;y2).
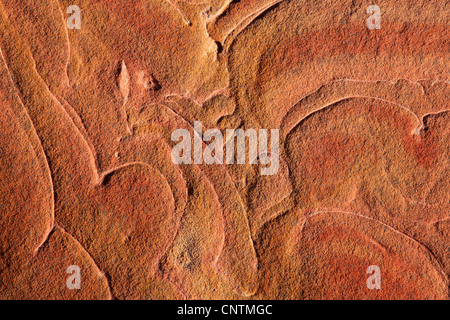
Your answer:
0;0;448;299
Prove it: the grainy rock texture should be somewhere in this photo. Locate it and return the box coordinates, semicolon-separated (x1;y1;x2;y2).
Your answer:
0;0;448;299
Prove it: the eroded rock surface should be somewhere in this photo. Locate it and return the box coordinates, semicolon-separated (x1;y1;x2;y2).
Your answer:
0;0;448;299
